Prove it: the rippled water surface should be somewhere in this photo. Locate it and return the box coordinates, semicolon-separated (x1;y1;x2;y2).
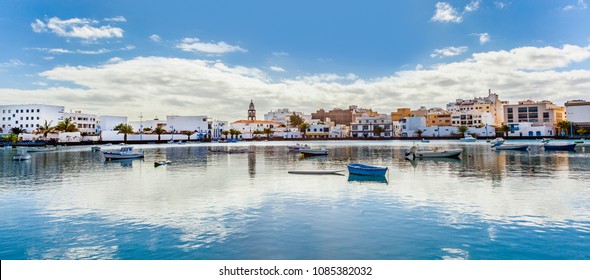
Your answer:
1;140;589;259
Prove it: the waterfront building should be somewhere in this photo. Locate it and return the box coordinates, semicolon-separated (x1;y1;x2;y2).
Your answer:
98;115;128;132
211;120;229;140
506;122;554;137
329;124;349;138
350;114;393;138
0;104;64;133
264;108;306;126
447;90;507;126
503;100;565;135
128;118;167;133
231;100;278;139
391;108;411;122
400;117;426;137
305;123;330;138
311;107;353;125
565;100;590;133
166;115;210;139
420;126;459;137
410;106;428;118
64;110;98;135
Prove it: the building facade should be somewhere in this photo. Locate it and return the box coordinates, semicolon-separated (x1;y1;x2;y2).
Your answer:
64;111;98;134
565;100;590;133
350;114;393;138
98;115;128;132
0;104;64;133
311;107;353;125
503;100;565;135
391;108;411;122
447;90;506;126
400;117;427;137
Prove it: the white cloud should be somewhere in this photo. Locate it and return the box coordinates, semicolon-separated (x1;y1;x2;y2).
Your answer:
478;33;490;44
176;38;247;54
431;46;468;58
269;66;286;72
431;2;463;23
31;17;124;40
32;45;134;55
0;59;25;67
1;44;590;121
149;34;161;42
563;0;588;11
464;0;481;12
104;16;126;22
494;2;508;9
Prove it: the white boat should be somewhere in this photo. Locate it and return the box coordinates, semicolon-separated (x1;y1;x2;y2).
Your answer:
300;148;328;156
288;169;344;175
103;146;144;160
460;134;477;142
489;137;505;146
287;143;309;151
25;146;56;152
91;146;101;151
405;146;462;159
421;138;430;143
154;160;172;167
13;151;32;161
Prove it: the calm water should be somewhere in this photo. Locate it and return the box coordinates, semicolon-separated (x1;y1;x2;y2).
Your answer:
1;140;589;260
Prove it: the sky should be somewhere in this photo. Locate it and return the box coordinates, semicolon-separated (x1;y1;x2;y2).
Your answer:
0;0;589;121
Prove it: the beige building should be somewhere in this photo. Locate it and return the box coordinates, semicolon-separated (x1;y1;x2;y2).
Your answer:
503;100;565;134
391;108;411;121
447;90;507;127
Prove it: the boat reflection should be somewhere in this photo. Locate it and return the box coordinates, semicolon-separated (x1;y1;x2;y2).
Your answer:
348;174;388;184
103;158;142;167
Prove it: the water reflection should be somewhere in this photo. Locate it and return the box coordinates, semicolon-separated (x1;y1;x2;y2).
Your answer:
347;174;388;184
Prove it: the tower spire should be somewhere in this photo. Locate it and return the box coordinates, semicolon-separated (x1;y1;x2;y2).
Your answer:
248;100;256;121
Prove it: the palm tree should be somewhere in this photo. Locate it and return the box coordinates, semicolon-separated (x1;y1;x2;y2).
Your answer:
116;124;134;142
498;125;510;137
458;126;469;135
4;134;19;143
182;131;195;141
153;127;165;141
229;129;240;139
373;126;385;137
40;120;53;138
263;127;274;138
557;120;572;136
577;128;588;137
298;122;310;138
221;130;229;139
54;118;79;132
252;129;263;138
415;129;423;138
11;127;24;135
289;113;304;127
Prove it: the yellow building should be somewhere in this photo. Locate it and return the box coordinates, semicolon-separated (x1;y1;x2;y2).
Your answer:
391;108;411;121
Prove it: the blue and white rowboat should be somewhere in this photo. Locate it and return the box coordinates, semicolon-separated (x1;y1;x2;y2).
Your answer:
347;164;388;176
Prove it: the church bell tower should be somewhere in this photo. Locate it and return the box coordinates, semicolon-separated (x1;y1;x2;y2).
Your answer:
248;100;256;121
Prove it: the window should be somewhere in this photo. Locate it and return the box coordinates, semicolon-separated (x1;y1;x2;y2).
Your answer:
518;113;527;119
26;117;29;120
528;107;538;112
507;113;513;119
518;107;527;112
2;110;4;113
543;112;549;118
8;110;11;113
26;109;29;113
529;113;538;119
15;121;18;124
1;117;4;121
37;109;40;113
20;117;23;120
37;117;39;120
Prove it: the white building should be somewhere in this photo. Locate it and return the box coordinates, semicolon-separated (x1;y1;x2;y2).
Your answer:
98;115;128;132
565;100;590;132
166;115;209;134
330;124;348;138
264;108;306;126
305;123;330;138
349;114;393;138
400;117;427;137
0;104;64;133
420;126;459;137
230;120;278;139
506;122;554;137
211;120;229;140
447;90;507;126
64;110;98;134
128;118;167;133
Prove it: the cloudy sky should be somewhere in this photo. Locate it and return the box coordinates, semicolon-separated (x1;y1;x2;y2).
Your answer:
0;0;589;121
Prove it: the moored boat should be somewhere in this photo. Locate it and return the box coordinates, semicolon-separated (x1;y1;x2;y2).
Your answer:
154;160;171;167
91;146;101;151
25;146;56;152
103;146;144;159
287;143;309;151
405;146;462;159
347;163;388;176
490;137;505;146
460;134;477;142
288;169;345;175
421;138;430;143
493;144;529;151
13;150;32;161
300;148;328;156
543;143;577;151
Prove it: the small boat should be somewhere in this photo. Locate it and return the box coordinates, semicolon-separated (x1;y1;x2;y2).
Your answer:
405;146;462;159
421;138;430;143
287;143;309;151
154;160;171;167
300;148;328;156
177;141;185;145
105;143;113;146
543;143;577;151
25;146;56;152
574;140;584;144
167;140;175;144
493;144;529;151
489;137;505;146
347;163;388;176
540;138;551;144
288;169;345;175
460;134;477;142
91;146;101;152
13;150;31;161
103;146;144;160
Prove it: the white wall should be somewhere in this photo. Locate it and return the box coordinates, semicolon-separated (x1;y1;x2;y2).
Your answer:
0;104;64;133
566;104;590;122
99;116;128;131
166;115;208;133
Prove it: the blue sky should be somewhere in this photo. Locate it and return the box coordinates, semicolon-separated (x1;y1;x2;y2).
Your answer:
1;0;589;121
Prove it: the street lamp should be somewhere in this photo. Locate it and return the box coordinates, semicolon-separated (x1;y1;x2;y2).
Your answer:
139;112;143;142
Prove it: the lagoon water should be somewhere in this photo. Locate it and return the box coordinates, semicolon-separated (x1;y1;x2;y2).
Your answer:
1;140;589;260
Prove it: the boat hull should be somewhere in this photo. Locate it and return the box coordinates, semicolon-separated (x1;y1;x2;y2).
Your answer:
544;144;577;151
494;145;529;151
300;149;328;156
411;149;463;158
288;170;345;175
103;153;144;159
13;155;31;161
347;164;388;176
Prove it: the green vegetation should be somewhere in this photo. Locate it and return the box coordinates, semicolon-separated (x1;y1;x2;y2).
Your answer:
116;123;134;142
54;118;79;132
153;127;166;141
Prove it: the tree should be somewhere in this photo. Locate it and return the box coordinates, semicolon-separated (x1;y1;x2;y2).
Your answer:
577;128;588;136
143;127;152;132
11;127;24;135
182;131;195;141
116;123;134;142
557;120;572;136
373;126;385;137
289;113;304;127
229;129;241;139
252;129;263;138
54;118;78;132
153;127;165;141
221;130;229;139
498;125;510;137
40;120;53;138
263;127;274;138
458;126;469;135
298;122;310;138
3;134;19;143
415;129;423;138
